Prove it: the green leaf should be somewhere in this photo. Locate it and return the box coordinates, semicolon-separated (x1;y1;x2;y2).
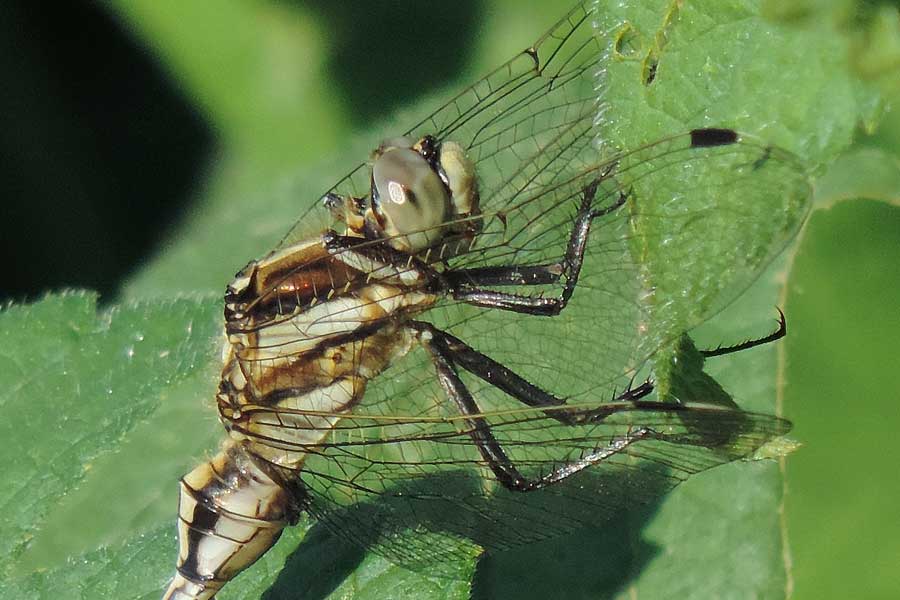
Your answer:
782;199;900;600
813;146;900;208
0;293;221;594
3;1;894;600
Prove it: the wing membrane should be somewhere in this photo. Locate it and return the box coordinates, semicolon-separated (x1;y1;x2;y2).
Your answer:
291;383;790;566
424;132;808;411
235;0;810;569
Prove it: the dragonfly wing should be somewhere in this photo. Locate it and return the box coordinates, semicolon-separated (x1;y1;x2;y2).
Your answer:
298;380;791;568
244;0;809;570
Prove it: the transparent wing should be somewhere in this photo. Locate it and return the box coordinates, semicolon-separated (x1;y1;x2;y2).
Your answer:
424;131;809;415
238;130;807;566
264;0;810;405
250;347;792;567
237;0;810;569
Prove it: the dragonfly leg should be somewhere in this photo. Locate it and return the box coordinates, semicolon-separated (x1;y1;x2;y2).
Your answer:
420;322;655;426
445;183;628;316
701;308;787;357
413;321;654;492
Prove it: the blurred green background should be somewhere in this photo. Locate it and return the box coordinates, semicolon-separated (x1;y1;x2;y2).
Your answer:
2;0;898;599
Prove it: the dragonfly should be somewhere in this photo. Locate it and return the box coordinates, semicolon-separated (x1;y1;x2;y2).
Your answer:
162;2;810;598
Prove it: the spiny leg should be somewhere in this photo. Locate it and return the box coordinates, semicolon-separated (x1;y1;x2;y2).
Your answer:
321;182;628;319
412;321;654;492
701;308;787;358
427;323;654;426
445;181;628;316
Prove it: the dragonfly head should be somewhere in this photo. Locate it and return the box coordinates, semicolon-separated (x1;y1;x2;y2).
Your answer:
367;136;480;255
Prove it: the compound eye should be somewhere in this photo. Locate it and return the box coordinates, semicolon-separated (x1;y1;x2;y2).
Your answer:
372;147;449;252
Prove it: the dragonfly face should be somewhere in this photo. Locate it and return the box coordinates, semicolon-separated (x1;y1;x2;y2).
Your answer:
363;137;480;254
162;2;810;599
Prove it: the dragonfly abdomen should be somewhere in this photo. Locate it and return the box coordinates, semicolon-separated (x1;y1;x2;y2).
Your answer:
162;442;298;600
